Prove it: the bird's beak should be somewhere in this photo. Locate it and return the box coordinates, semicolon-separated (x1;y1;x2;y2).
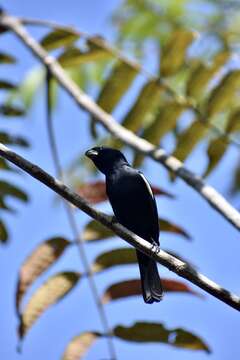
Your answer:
85;149;99;159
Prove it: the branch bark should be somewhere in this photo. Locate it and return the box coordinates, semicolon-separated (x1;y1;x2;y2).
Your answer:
1;13;240;232
0;142;239;311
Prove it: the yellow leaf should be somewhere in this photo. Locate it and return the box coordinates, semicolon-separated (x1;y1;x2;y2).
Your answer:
41;29;79;51
134;102;186;167
204;136;228;177
121;79;164;133
207;70;240;117
90;61;138;138
19;272;80;339
58;46;112;67
226;108;240;134
161;30;197;76
186;51;230;99
97;61;138;113
172;119;207;162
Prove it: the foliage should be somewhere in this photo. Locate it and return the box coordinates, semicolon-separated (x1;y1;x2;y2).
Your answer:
1;0;240;358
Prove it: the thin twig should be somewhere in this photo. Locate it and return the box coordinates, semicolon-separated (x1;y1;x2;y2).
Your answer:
2;13;240;231
45;70;117;360
0;142;239;311
19;15;240;150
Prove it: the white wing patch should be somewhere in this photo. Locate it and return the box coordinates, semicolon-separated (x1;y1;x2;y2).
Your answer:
139;172;154;200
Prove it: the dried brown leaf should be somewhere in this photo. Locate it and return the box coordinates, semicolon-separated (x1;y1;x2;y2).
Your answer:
62;331;100;360
16;237;70;314
19;272;80;339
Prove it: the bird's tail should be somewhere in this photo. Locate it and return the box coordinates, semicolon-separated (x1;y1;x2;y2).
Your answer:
136;251;163;304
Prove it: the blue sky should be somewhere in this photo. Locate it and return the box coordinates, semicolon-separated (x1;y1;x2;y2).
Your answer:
0;1;240;359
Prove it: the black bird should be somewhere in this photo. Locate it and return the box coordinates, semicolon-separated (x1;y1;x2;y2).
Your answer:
85;146;163;303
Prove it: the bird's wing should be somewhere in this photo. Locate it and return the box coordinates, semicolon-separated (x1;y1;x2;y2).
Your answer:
106;167;160;244
137;171;160;244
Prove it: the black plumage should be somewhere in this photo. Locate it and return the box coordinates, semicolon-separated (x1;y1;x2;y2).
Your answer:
85;146;163;303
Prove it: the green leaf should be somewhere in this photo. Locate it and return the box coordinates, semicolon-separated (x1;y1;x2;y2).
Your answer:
160;30;197;77
18;272;80;339
0;158;15;171
19;67;45;109
62;331;100;360
0;104;25;117
0;219;8;243
92;248;137;273
230;161;240;194
102;278;202;303
173;328;210;352
0;132;29;147
82;219;113;242
0;80;16;90
204;136;228;177
7;67;45;111
41;29;79;51
66;65;88;90
16;237;70;315
118;11;161;40
0;52;16;64
172;119;207;162
114;322;210;352
58;46;112;67
83;216;190;243
0;197;16;213
47;75;58;112
90;60;138;138
186;51;230;99
7;67;45;110
134;102;186;166
159;218;192;240
207;70;240;117
121;79;164;133
0;180;28;202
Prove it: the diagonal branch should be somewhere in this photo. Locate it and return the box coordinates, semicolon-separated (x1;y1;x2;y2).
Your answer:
0;142;239;311
1;13;240;232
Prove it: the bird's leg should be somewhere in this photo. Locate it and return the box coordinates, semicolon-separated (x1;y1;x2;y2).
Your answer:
151;240;160;254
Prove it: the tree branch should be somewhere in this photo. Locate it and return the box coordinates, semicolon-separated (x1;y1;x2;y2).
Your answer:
1;13;240;232
0;142;239;311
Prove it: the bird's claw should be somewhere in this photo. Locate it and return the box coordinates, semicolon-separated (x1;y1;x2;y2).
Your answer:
151;242;160;254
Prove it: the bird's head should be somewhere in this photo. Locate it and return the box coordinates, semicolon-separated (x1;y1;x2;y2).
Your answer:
85;146;128;175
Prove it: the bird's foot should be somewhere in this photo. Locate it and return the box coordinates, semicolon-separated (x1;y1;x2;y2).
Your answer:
151;241;160;254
